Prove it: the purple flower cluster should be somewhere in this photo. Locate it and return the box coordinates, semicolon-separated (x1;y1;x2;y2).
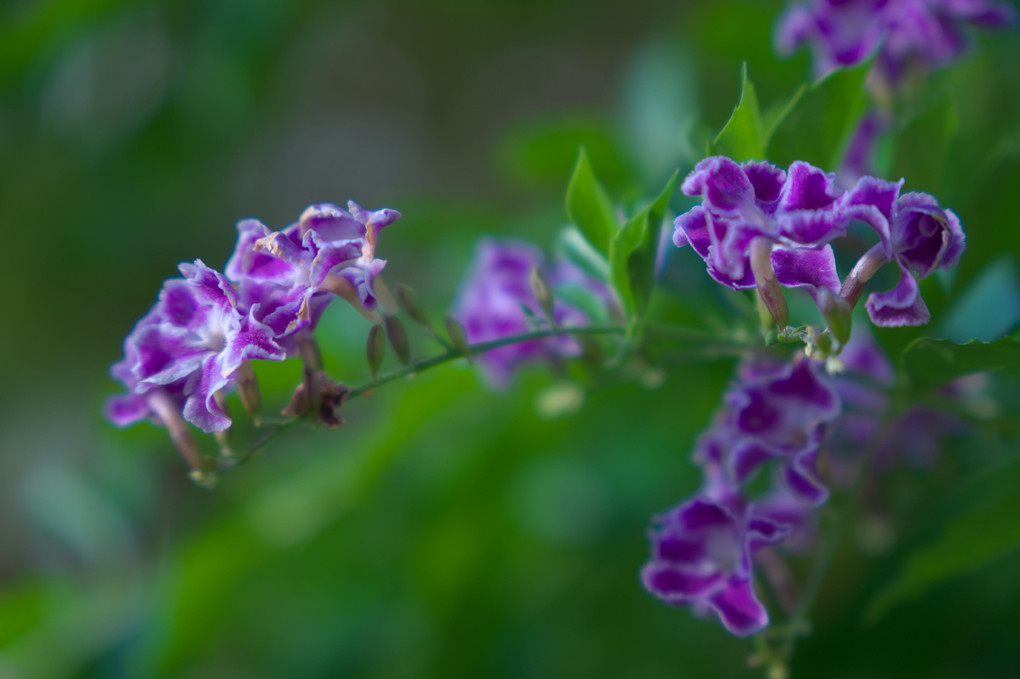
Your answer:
105;201;399;450
451;238;615;387
643;354;838;635
674;156;965;329
776;0;1016;82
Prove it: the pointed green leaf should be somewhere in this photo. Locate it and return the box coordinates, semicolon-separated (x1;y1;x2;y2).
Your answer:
565;146;618;255
609;171;679;321
901;336;1020;391
710;63;765;161
767;58;873;169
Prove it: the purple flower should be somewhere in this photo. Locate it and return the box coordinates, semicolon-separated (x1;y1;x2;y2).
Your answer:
695;355;842;507
839;111;890;186
106;260;286;433
641;486;790;636
840;177;965;326
674;157;844;312
776;0;1016;82
451;238;613;388
225;201;400;345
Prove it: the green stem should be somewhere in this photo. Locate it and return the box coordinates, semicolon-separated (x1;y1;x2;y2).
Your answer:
347;324;627;398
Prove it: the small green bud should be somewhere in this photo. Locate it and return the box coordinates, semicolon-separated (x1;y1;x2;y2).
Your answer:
818;288;853;350
384;315;412;365
394;283;432;328
445;316;472;361
529;265;555;322
367;324;386;377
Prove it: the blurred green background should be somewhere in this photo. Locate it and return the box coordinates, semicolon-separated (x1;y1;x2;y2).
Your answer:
2;0;1020;677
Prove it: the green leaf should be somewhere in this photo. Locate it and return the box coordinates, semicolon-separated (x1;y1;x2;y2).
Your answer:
937;256;1020;342
565;146;619;255
864;475;1020;624
608;171;679;321
767;58;872;169
901;336;1020;391
555;284;611;325
710;63;765;161
891;95;959;192
556;225;611;282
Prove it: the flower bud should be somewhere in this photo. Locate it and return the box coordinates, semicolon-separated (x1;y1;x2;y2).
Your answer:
394;283;432;329
445;316;472;361
529;265;555;322
818;288;853;350
367;324;386;377
384;315;411;365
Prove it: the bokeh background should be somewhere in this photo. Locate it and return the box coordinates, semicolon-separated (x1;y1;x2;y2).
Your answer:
2;0;1020;677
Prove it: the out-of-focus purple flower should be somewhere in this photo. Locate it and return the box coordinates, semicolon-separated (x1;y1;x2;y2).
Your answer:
106;260;286;433
674;157;844;306
451;238;614;388
225;201;400;346
840;177;965;326
695;354;841;506
776;0;1016;82
641;482;790;637
839;111;891;186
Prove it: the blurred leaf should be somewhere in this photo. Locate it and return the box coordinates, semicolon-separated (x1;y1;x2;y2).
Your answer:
556;225;610;281
609;171;679;321
864;477;1020;624
710;64;765;161
892;95;959;192
555;284;611;325
768;58;872;169
565;147;619;255
901;336;1020;391
938;256;1020;342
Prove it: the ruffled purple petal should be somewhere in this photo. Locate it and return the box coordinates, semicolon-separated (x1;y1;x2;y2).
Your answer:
104;393;153;427
682;157;756;216
772;245;842;301
642;564;727;604
348;200;402;232
707;578;770;637
779;161;842;212
299;203;364;241
783;446;831;506
865;262;931;326
182;353;233;433
892;192;966;276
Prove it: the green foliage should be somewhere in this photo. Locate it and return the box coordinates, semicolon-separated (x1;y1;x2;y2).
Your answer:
864;461;1020;624
768;58;873;169
565;147;619;256
938;256;1020;342
608;172;679;324
892;95;959;191
711;64;766;161
900;336;1020;391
